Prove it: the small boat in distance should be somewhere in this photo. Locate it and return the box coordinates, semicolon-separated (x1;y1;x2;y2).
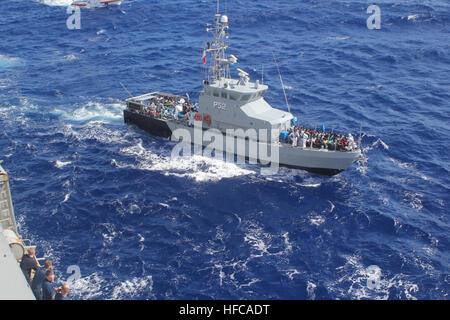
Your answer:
72;0;121;8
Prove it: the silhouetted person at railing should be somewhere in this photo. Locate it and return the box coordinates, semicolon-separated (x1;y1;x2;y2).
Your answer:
20;247;39;285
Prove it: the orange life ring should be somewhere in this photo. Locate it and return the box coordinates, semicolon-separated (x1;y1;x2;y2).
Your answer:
204;114;211;125
194;114;202;121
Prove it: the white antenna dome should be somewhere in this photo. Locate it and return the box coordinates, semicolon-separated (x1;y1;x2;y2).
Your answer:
220;15;228;24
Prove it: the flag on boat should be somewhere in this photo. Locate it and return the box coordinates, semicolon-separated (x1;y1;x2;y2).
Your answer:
202;49;206;64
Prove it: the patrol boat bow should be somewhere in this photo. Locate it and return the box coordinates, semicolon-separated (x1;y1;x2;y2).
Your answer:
123;4;363;176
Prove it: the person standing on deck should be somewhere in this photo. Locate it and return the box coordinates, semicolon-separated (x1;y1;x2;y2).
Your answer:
20;247;40;285
43;270;60;300
31;260;52;300
55;284;70;300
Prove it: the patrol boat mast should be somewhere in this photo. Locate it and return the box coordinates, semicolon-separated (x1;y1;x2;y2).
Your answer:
204;10;236;82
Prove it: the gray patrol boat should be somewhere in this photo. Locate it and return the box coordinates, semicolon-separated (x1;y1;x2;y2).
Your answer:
123;4;363;175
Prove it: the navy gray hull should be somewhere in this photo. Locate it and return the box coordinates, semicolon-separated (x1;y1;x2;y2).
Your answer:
167;122;361;176
124;109;172;138
123;112;361;176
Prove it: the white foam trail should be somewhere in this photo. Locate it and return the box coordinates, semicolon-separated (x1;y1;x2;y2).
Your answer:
69;272;105;300
298;183;321;188
115;140;255;182
330;254;419;300
372;138;389;150
328;201;335;213
72;102;124;122
61;192;71;204
0;78;12;88
238;278;261;289
111;276;153;300
309;215;325;226
63;54;77;61
285;269;301;281
0;54;22;69
403;191;424;211
99;223;117;245
389;157;432;183
327;36;350;41
69;272;154;300
62;121;130;145
307;281;317;300
53;102;124;124
389;157;412;169
138;233;145;251
243;221;293;259
282;232;293;253
55;160;72;168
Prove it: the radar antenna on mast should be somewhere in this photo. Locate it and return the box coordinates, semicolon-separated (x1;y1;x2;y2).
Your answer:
203;0;236;83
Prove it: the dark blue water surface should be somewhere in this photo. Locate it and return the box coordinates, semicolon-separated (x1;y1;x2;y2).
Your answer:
0;0;449;299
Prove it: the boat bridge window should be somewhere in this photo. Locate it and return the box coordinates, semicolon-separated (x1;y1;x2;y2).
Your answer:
228;92;239;101
204;87;211;95
221;91;227;99
213;90;220;97
256;90;267;98
241;94;251;102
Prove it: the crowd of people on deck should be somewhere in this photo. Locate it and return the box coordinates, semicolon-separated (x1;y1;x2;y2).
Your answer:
138;95;358;152
142;95;198;125
20;247;70;300
283;126;357;151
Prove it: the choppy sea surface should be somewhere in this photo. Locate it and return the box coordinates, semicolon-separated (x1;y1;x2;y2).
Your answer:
0;0;449;299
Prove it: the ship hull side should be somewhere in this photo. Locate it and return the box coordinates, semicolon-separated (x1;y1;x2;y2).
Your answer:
166;122;360;175
123;110;172;138
123;114;359;175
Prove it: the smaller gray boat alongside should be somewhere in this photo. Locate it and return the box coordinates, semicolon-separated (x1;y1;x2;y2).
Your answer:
124;4;363;176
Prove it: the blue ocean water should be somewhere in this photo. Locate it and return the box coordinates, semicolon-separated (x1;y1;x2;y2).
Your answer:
0;0;449;299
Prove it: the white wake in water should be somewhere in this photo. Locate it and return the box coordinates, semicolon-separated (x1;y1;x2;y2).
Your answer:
328;253;419;300
68;271;154;300
0;54;22;69
55;160;72;168
55;101;124;123
114;139;256;182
